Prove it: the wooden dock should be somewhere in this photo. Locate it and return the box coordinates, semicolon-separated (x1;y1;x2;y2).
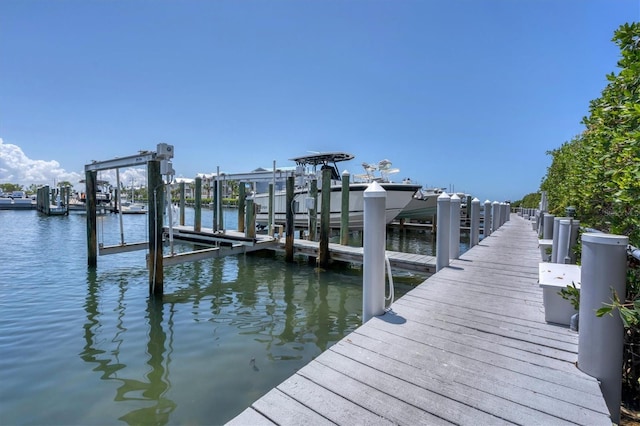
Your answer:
228;215;611;425
274;239;437;274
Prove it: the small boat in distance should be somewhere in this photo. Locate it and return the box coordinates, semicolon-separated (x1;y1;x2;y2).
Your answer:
120;202;147;214
253;152;421;230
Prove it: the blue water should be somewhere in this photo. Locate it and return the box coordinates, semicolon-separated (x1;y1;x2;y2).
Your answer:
0;208;434;425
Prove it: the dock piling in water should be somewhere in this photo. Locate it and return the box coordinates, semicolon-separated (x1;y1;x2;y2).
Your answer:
319;168;331;268
340;170;350;245
194;177;202;232
148;159;164;296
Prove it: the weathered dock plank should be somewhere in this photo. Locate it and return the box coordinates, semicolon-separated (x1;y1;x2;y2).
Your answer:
228;215;611;425
273;238;437;273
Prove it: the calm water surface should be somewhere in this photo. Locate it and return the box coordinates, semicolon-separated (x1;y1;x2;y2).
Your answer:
0;208;444;425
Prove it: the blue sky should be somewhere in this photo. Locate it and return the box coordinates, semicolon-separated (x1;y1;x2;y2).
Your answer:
0;0;638;202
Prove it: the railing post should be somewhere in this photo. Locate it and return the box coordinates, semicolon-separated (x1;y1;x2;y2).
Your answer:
362;182;386;323
436;192;451;272
483;200;491;238
491;201;500;232
470;197;480;247
543;213;554;240
449;194;461;259
578;233;628;424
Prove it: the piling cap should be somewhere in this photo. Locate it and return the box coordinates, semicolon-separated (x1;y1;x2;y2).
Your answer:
492;200;500;205
472;197;480;203
342;169;350;176
450;194;461;202
582;233;628;246
437;191;450;201
363;181;386;198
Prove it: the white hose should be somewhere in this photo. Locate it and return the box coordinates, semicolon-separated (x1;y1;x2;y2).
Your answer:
385;255;394;309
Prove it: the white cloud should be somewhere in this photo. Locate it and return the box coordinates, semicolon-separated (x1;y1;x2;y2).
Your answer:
0;138;148;191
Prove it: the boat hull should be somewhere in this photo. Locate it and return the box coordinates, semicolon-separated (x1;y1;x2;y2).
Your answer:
396;193;439;222
254;183;420;229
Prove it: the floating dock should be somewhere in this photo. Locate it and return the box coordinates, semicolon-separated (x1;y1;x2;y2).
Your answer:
228;215;611;425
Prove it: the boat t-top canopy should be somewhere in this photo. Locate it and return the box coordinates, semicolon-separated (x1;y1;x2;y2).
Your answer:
289;152;355;166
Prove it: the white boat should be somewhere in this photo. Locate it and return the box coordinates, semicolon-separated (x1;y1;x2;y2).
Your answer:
395;187;443;223
120;202;147;214
253;152;421;229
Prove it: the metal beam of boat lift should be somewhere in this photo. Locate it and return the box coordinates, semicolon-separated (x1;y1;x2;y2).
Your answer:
86;145;174;257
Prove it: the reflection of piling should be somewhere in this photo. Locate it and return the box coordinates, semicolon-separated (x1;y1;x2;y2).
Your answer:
285;176;294;262
578;233;628;424
319;168;331;268
148;160;164;296
194;177;202;232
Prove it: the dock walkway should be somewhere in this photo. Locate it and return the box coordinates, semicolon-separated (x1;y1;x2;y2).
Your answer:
228;215;610;425
277;239;437;274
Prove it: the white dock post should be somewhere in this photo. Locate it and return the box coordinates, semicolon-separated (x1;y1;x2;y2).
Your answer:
543;213;555;240
449;194;461;259
551;217;568;263
491;201;500;232
436;192;451;272
483;200;492;237
557;219;579;264
362;182;387;323
578;233;628;424
470;197;480;247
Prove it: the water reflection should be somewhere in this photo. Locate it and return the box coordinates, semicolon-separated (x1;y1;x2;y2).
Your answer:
78;253;376;424
81;269;176;425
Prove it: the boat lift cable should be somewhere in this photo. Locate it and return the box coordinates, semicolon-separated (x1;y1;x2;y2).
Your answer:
385;255;394;309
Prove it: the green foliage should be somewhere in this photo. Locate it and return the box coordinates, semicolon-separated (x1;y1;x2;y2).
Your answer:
0;183;24;193
541;22;640;244
558;282;580;311
512;192;541;208
541;22;640;409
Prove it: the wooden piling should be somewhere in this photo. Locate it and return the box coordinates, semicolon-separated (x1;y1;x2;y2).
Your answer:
238;182;245;232
213;179;218;232
86;170;98;267
319;168;331;268
309;179;318;241
194;177;202;232
246;198;256;238
340;171;350;245
148;160;164;296
268;182;274;236
285;176;294;263
179;181;185;226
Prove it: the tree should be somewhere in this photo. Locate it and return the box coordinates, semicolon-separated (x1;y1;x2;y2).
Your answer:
541;22;640;409
0;183;23;193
